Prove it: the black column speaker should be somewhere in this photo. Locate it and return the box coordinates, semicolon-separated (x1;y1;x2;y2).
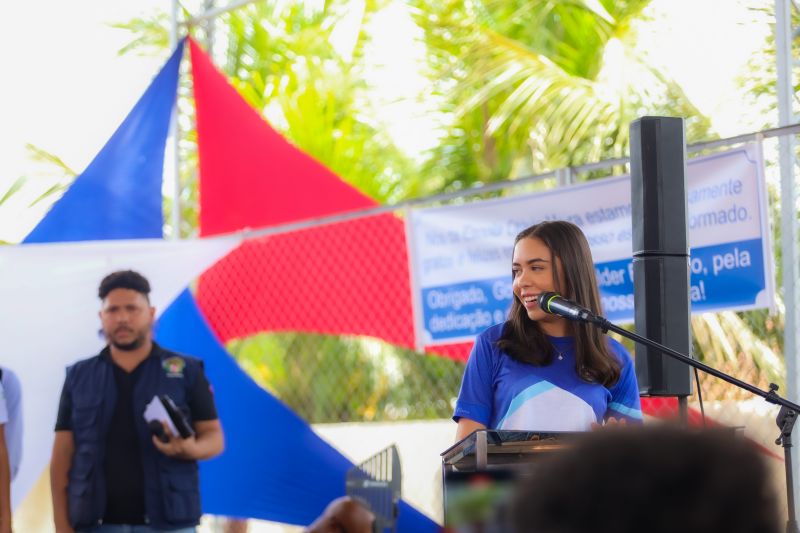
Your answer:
630;116;693;397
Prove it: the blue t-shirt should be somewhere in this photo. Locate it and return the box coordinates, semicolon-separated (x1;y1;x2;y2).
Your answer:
453;323;642;431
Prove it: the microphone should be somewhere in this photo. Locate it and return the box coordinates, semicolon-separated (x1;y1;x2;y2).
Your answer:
537;292;600;324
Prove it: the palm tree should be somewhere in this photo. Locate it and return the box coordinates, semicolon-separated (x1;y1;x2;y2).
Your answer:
408;0;712;193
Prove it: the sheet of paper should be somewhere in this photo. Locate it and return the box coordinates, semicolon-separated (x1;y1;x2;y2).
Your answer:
144;395;179;436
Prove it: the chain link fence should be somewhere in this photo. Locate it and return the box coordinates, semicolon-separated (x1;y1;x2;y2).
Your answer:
227;332;464;422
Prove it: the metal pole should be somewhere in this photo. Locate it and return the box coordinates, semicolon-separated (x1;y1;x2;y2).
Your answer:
169;0;182;240
183;0;261;27
775;0;799;520
204;0;216;56
555;166;573;187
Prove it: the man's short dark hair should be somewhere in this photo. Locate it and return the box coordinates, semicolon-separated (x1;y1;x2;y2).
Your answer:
98;270;151;300
510;425;781;533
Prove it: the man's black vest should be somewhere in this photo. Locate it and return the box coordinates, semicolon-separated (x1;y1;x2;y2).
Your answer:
64;344;203;530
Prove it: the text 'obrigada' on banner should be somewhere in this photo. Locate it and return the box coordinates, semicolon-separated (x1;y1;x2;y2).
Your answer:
405;143;774;347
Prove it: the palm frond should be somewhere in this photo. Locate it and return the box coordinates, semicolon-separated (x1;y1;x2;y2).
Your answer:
693;311;785;393
111;10;175;56
0;177;26;208
28;183;71;208
24;143;77;177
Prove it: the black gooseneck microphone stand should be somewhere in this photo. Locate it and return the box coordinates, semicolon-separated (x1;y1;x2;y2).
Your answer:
539;292;800;533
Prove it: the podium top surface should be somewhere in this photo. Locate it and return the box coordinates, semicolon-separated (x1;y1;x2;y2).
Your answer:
440;429;580;466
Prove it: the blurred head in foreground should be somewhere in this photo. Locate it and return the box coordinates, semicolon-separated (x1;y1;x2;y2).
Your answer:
306;496;375;533
511;425;780;533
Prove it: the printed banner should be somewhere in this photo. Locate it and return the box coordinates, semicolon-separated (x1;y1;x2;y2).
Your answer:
406;144;774;346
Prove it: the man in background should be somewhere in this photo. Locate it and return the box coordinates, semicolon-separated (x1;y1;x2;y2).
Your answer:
50;270;224;533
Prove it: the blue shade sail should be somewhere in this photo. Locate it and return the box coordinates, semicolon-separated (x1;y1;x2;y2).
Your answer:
24;40;185;243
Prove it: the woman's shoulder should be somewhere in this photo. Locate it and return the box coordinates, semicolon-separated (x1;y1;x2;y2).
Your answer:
477;322;507;344
469;323;508;361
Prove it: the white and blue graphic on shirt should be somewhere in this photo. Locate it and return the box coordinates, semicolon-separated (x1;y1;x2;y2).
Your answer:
496;379;598;431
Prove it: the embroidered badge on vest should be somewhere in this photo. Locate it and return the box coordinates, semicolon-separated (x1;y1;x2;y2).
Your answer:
163;357;186;378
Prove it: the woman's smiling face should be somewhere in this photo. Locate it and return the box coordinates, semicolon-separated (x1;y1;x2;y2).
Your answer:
511;236;568;336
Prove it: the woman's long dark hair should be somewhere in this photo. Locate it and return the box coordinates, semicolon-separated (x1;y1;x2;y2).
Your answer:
496;220;621;387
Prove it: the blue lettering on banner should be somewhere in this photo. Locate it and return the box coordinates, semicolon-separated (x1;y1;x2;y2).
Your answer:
422;278;511;341
689;238;764;311
595;257;636;322
597;238;765;323
422;239;766;342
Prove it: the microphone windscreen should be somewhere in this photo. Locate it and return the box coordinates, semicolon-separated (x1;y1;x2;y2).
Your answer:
537;292;560;313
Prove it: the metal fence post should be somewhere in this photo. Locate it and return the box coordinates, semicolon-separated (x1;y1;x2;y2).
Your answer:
775;0;799;517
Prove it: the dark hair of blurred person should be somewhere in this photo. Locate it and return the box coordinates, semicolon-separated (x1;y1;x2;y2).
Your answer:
510;425;781;533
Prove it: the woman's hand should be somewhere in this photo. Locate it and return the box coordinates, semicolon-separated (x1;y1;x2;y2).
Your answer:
591;417;628;430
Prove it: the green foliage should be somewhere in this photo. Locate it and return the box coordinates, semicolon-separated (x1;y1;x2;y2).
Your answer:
215;0;416;203
0;177;25;209
409;0;711;194
227;332;464;422
22;143;77;206
737;3;800;129
0;144;77;245
111;10;175;57
692;310;786;397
